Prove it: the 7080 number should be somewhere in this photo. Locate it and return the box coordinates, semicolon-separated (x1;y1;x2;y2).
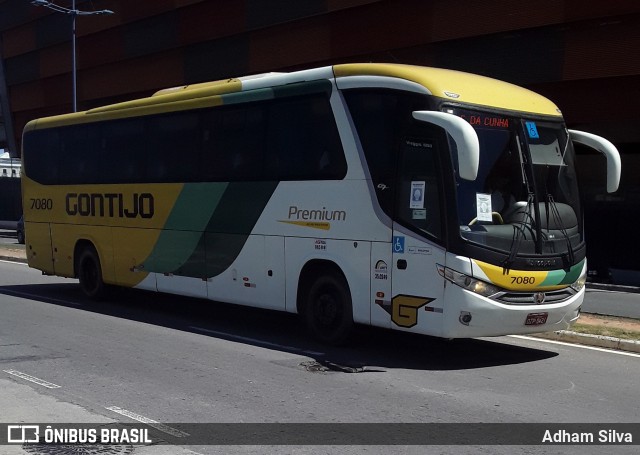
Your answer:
30;198;53;210
511;276;535;285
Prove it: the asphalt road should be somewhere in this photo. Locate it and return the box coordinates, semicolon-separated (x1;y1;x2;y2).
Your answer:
0;260;639;454
582;288;640;319
0;229;18;245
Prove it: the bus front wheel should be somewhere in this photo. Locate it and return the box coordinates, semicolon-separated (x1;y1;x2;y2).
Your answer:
77;246;106;300
303;272;353;345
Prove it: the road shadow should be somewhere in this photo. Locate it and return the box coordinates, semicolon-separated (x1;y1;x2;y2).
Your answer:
0;229;18;241
0;282;559;372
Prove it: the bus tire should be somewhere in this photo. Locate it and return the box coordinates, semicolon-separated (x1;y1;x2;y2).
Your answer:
16;228;25;245
303;272;353;345
77;246;107;300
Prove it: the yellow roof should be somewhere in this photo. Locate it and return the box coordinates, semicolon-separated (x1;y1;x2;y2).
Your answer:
334;63;562;117
24;63;563;132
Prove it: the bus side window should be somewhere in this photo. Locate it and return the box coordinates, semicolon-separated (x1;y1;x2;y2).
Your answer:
396;135;443;240
101;118;147;183
147;112;201;183
227;106;265;181
343;89;431;217
23;129;60;184
266;95;345;181
204;106;265;181
58;124;100;184
201;110;224;181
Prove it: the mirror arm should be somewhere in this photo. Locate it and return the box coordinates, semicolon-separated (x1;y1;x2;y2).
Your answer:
569;129;621;193
413;111;479;181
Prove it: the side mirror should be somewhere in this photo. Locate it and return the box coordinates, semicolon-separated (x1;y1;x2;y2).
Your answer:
569;130;621;193
412;111;479;181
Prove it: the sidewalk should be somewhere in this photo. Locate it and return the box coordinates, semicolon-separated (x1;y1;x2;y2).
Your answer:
0;243;26;263
1;243;639;353
0;378;201;454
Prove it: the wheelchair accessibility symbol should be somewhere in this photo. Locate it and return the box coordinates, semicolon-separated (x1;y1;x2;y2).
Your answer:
393;236;405;253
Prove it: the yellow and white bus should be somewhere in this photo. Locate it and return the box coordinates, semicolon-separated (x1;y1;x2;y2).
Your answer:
21;63;620;343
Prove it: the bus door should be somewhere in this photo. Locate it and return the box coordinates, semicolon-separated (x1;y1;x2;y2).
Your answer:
390;130;447;334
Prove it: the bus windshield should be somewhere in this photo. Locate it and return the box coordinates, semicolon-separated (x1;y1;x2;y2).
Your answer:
451;108;582;257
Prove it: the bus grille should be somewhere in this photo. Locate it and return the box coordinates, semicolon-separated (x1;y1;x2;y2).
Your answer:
494;288;575;305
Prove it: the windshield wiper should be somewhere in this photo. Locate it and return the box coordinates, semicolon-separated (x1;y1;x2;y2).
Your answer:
503;192;535;274
545;193;575;268
541;147;575;269
503;134;538;274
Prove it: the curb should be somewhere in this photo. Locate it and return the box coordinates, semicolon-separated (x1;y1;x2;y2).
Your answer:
587;282;640;294
0;254;27;264
533;330;640;354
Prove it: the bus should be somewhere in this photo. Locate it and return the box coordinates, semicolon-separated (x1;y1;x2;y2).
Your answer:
0;151;21;178
21;63;621;344
0;151;22;234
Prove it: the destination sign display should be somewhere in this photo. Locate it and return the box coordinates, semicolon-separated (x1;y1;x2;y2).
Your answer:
453;110;510;129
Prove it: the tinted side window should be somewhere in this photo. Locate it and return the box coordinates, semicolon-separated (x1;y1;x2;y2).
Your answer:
23;129;60;184
58;124;101;184
200;109;224;181
24;89;346;185
147;112;201;182
217;105;266;181
101;118;147;183
396;134;443;240
266;95;346;180
343;90;430;215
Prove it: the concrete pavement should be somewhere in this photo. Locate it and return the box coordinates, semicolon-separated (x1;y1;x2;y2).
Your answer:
0;380;202;454
0;243;25;263
0;240;201;453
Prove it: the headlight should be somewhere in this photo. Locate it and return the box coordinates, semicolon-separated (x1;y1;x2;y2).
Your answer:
571;271;587;292
438;265;501;297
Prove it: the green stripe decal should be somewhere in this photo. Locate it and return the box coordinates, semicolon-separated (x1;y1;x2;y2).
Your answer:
143;183;227;274
144;181;278;279
221;88;274;105
165;183;227;231
218;80;332;107
539;269;566;287
559;259;585;285
201;181;279;278
539;259;585;287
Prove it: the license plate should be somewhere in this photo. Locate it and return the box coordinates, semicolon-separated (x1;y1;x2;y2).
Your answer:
525;312;548;326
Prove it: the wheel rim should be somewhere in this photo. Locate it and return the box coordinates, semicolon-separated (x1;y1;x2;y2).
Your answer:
80;258;98;294
313;288;342;328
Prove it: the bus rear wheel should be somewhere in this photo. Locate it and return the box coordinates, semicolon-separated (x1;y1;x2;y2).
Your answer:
303;272;353;345
77;246;107;300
